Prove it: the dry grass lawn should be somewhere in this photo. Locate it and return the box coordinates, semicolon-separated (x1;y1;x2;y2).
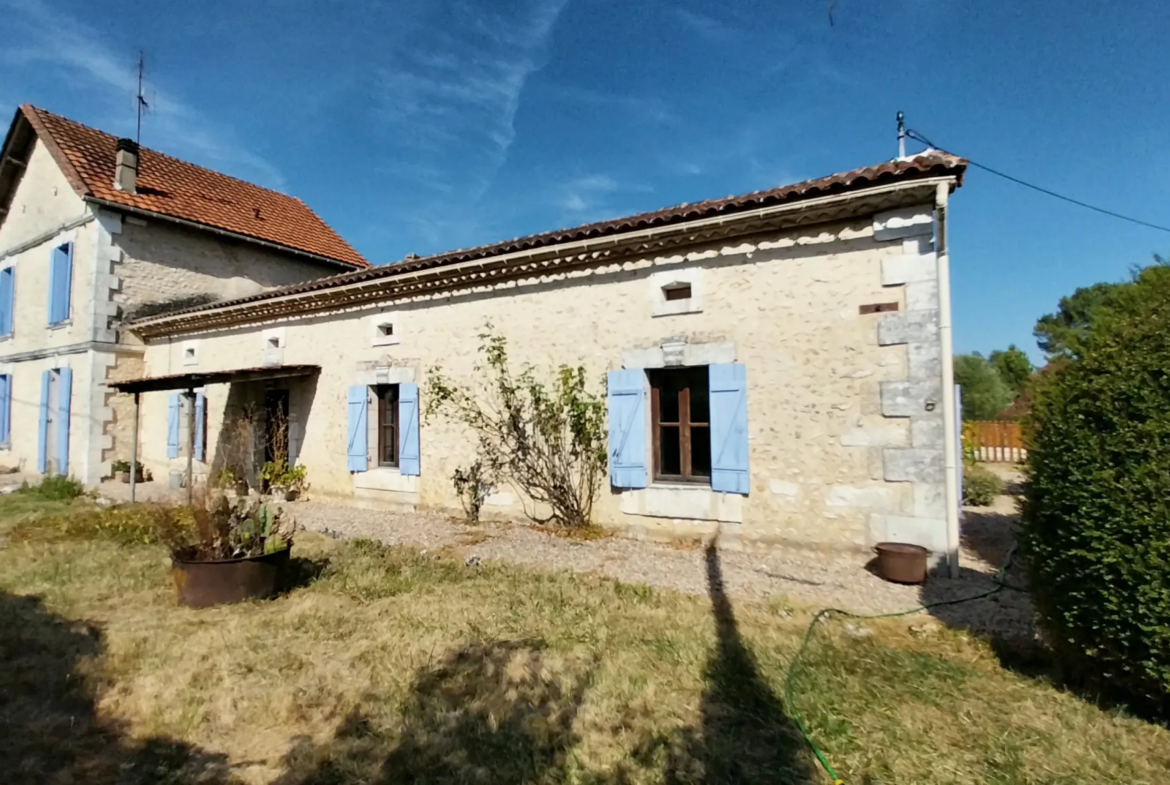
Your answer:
1;493;1168;784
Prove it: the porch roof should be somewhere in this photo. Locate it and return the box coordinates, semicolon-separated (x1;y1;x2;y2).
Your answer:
106;364;320;394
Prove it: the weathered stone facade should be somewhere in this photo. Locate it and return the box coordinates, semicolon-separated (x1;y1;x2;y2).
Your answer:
133;204;951;555
0;141;357;483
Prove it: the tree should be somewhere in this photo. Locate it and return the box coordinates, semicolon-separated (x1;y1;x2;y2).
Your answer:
988;344;1033;398
953;353;1013;420
1033;254;1170;360
425;327;607;529
1033;281;1125;360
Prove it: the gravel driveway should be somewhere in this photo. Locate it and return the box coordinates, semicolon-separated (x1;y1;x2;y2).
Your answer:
289;497;1033;633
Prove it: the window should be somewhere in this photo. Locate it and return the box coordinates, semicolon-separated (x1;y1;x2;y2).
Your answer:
649;367;710;483
377;322;393;338
375;384;399;467
0;266;14;338
0;374;11;447
663;283;691;301
48;242;73;325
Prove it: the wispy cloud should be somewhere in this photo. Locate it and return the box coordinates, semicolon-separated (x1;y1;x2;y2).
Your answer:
371;0;569;199
673;8;742;43
0;0;287;190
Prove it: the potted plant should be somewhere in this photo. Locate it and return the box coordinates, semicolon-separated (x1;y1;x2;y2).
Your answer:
261;459;307;502
167;493;297;608
111;459;144;483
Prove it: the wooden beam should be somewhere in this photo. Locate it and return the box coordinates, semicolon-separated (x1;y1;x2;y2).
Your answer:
1;155;27;169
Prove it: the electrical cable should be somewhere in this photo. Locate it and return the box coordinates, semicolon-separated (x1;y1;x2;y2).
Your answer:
784;543;1021;784
904;128;1170;235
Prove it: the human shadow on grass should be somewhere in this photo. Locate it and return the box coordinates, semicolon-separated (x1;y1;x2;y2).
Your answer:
620;545;819;784
275;638;595;784
0;591;235;784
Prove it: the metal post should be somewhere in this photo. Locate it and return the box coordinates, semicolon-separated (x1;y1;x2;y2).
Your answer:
129;392;139;503
184;388;195;506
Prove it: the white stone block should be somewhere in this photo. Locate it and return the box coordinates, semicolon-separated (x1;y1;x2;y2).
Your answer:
620;485;743;523
825;485;898;510
881;253;937;286
769;480;799;497
840;425;909;447
873;206;934;241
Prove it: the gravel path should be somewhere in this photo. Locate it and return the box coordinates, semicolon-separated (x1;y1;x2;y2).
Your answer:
289;497;1034;633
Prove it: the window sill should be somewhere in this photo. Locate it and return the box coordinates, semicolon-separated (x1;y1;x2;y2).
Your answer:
353;466;417;493
47;320;72;331
619;484;742;523
0;334;11;342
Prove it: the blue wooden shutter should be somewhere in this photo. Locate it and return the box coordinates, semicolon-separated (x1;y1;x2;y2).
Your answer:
606;369;647;489
0;266;14;336
0;375;11;446
347;385;368;472
194;392;206;461
37;370;50;473
166;394;180;458
709;363;749;494
398;383;420;476
57;368;71;475
48;243;73;325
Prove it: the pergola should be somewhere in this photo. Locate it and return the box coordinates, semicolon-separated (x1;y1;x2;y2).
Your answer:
107;364;320;503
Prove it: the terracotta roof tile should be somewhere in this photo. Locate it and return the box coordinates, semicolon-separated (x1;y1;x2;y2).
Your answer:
19;105;367;269
132;151;966;327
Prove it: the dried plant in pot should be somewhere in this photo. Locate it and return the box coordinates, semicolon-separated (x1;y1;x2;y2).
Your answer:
168;491;298;608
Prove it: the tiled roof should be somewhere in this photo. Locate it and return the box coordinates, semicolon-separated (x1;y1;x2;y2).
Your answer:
132;151;966;328
18;105;367;269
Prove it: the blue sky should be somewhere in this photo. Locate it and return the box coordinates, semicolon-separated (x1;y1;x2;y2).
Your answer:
2;0;1168;363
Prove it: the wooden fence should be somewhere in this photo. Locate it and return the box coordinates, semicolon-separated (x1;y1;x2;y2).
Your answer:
964;420;1026;463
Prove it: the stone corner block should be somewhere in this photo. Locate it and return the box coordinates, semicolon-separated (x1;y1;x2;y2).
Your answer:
873;206;934;242
881;253;937;286
882;447;944;483
869;513;949;553
877;310;939;347
880;380;942;418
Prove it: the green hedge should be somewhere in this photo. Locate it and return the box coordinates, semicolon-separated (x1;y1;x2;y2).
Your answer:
1021;268;1170;715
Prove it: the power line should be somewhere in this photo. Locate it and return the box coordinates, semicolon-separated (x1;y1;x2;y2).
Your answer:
904;128;1170;235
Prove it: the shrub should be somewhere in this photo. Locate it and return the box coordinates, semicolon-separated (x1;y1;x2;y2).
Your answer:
961;464;1003;507
13;503;194;546
15;475;84;501
426;326;607;528
1021;265;1170;715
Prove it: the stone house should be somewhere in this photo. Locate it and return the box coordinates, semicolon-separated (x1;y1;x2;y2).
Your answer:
118;152;967;564
0;105;368;484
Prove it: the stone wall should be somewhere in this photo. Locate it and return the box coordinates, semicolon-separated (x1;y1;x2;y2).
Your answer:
113;220;351;323
134;207;948;555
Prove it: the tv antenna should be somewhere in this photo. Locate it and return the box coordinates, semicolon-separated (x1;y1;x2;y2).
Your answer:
135;51;149;147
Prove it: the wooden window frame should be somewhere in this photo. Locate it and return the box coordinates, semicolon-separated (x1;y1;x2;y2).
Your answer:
375;384;399;468
649;367;710;484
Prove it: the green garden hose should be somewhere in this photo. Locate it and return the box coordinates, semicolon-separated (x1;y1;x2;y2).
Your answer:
783;545;1020;784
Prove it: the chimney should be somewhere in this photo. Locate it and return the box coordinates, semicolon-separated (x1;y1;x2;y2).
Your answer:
113;138;139;194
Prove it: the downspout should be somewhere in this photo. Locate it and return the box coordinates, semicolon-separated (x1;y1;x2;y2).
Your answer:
935;181;961;578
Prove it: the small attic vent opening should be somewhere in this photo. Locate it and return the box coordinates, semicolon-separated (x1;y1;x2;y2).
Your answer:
377;323;394;337
184;347;196;359
663;283;692;301
267;337;280;349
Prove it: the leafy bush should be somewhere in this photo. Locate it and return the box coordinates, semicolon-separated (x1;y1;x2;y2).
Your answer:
1021;265;1170;715
961;464;1003;507
426;326;607;528
16;475;84;501
13;503;194;546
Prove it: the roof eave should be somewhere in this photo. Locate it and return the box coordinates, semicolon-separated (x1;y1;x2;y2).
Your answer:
129;175;956;339
85;197;366;272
